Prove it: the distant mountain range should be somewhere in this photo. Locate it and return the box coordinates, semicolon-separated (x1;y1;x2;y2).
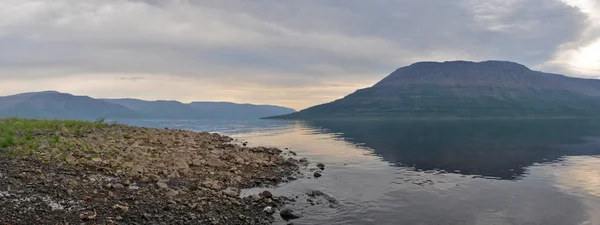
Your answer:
0;91;296;120
270;60;600;119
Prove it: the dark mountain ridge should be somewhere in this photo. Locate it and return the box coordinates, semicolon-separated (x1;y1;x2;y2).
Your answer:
271;60;600;119
0;92;296;120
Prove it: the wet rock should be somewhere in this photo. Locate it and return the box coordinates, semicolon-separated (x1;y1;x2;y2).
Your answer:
316;163;325;170
260;190;273;198
280;208;302;220
306;190;340;206
313;172;322;178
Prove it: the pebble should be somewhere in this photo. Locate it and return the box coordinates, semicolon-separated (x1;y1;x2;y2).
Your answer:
263;206;275;214
222;187;240;197
156;181;169;189
314;172;322;178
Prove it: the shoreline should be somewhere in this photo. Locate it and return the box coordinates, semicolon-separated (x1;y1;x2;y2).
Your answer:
0;118;301;224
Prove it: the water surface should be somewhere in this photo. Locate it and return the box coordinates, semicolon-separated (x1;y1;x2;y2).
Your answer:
119;118;600;225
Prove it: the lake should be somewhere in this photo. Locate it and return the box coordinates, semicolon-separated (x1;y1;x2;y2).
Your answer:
117;118;600;225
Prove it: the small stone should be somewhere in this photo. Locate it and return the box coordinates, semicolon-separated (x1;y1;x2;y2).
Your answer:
130;166;144;176
316;163;325;170
167;171;180;179
191;159;203;167
112;183;125;189
280;208;302;220
299;158;308;163
263;206;275;214
260;190;273;198
65;154;76;164
207;158;227;168
222;187;239;197
91;157;102;163
39;140;50;149
79;210;97;220
105;183;112;189
314;172;322;178
113;204;130;213
166;189;179;197
156;182;169;189
122;180;131;186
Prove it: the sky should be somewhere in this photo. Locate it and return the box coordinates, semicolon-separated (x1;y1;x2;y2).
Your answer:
0;0;599;110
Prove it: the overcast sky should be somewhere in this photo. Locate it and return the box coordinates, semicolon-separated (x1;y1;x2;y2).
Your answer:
1;0;599;110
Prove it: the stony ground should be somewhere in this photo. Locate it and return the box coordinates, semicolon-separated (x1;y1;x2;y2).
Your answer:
0;119;302;225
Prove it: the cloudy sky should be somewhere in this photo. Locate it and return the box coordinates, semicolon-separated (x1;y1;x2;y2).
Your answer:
1;0;599;110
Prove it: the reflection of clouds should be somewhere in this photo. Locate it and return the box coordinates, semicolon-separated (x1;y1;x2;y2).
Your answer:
549;156;600;224
556;156;600;197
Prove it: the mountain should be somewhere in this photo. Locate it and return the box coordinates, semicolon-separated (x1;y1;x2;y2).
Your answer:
189;102;297;119
270;60;600;119
0;91;296;120
102;99;297;119
0;91;140;120
101;99;201;119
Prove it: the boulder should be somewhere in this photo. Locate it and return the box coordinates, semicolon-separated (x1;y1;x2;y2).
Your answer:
280;208;302;220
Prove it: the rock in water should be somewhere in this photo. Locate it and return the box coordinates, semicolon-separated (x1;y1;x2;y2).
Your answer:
313;172;322;178
280;208;302;220
316;163;325;170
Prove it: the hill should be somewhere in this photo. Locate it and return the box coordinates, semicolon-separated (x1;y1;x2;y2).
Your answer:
270;60;600;119
0;91;140;120
0;91;296;120
102;98;297;119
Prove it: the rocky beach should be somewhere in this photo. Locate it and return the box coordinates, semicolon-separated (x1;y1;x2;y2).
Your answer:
0;118;302;224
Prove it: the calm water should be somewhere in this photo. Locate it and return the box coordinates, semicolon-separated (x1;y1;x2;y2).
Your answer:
118;119;600;225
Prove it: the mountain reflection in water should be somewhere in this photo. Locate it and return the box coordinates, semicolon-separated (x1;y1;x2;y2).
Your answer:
303;119;600;180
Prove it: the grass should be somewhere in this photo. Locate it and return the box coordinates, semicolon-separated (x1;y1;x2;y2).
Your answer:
0;117;113;157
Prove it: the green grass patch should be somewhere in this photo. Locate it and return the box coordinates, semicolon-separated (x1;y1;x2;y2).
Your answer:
0;117;111;157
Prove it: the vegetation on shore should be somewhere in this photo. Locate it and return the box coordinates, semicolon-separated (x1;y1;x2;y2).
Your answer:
0;117;301;224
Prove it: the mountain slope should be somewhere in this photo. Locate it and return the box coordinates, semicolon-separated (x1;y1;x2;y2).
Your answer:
101;99;201;119
271;60;600;119
0;92;296;120
0;91;140;119
189;102;296;119
101;99;297;119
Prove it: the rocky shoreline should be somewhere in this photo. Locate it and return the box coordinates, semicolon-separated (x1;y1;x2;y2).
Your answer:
0;119;303;224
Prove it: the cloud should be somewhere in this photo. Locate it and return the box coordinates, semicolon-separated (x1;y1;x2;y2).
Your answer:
0;0;597;109
118;76;146;82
